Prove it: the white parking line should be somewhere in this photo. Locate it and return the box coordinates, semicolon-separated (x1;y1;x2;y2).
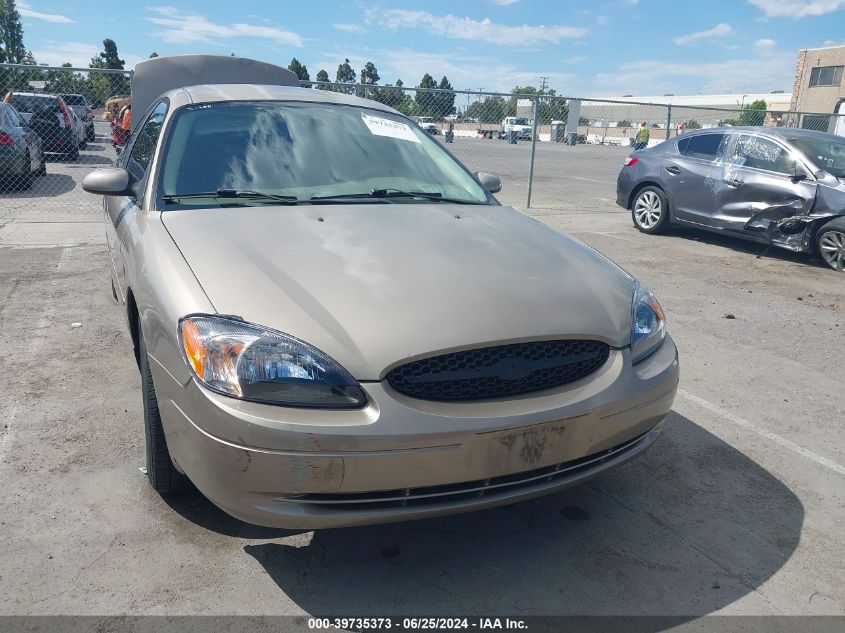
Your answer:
0;246;71;465
678;388;845;477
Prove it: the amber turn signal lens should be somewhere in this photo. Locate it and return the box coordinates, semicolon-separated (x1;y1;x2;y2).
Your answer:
180;318;206;378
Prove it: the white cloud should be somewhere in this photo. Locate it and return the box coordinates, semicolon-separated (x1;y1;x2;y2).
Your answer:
747;0;845;17
333;23;365;33
563;55;586;64
370;9;588;45
18;1;74;23
492;0;521;5
592;50;795;95
673;23;732;45
754;38;777;49
146;6;304;47
597;15;609;25
30;42;145;70
381;48;576;93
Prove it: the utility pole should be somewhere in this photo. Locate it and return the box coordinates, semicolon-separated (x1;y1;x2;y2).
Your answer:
539;76;549;92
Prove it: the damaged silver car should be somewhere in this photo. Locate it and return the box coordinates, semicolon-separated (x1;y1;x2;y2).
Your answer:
617;127;845;271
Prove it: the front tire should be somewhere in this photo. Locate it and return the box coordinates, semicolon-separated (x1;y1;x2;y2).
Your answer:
632;186;670;234
816;217;845;272
139;330;190;493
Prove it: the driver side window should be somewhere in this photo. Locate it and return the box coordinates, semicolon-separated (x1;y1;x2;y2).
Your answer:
731;135;795;175
126;101;168;185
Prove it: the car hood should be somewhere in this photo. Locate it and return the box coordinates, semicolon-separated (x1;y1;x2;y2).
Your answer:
162;204;634;380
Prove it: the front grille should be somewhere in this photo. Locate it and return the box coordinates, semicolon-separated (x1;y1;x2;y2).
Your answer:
281;432;647;510
386;340;610;401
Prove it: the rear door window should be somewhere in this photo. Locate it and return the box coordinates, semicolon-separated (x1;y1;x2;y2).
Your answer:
679;133;727;161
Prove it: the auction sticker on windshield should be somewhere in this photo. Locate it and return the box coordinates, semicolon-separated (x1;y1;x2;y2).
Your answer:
361;113;421;143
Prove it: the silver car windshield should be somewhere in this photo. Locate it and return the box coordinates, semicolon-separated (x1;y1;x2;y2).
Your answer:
787;136;845;178
159;101;491;206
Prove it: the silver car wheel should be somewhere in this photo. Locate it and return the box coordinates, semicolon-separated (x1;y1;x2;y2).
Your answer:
634;191;662;229
819;230;845;271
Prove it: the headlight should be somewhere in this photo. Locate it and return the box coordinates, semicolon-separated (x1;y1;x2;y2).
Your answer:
178;315;366;409
630;281;666;364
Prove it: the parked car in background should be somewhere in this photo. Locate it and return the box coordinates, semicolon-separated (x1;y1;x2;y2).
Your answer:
66;104;87;149
3;92;80;161
617;127;845;272
60;93;96;141
81;54;678;530
0;101;45;189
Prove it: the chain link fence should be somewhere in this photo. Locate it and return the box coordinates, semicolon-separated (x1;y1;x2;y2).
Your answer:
2;63;843;218
0;63;130;218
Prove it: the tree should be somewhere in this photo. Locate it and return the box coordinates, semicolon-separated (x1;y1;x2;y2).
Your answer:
90;38;126;95
414;73;438;116
360;61;379;85
287;57;310;82
315;69;330;89
335;58;356;92
149;52;159;58
467;96;507;124
0;0;26;64
617;119;632;128
92;38;125;70
738;99;767;126
685;119;702;129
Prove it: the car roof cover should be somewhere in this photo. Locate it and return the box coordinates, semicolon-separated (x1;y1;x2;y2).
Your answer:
130;55;298;130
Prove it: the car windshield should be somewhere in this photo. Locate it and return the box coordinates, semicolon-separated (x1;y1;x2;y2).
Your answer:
788;135;845;178
514;118;530;125
7;94;57;114
159;101;491;206
61;95;87;106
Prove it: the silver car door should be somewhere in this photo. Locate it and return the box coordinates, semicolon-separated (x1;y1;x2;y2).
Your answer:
666;132;729;224
713;133;817;237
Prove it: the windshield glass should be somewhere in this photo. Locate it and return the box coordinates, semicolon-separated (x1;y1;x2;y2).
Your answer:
7;94;56;113
159;101;491;206
61;94;87;106
789;135;845;177
514;118;530;126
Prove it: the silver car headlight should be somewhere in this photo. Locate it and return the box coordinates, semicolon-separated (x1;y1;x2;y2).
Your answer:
178;315;366;408
630;281;666;364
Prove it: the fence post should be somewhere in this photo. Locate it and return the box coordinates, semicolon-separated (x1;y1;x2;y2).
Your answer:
526;94;540;208
797;112;803;129
665;104;672;140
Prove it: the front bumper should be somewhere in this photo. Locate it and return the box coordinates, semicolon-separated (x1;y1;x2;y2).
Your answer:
151;336;679;529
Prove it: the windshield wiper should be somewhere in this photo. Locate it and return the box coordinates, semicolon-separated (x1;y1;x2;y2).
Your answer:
311;188;484;205
162;188;299;204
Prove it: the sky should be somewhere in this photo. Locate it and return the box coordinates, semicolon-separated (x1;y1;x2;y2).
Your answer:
14;0;845;97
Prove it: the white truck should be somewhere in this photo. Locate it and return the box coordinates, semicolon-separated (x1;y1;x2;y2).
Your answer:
414;116;439;135
501;116;533;140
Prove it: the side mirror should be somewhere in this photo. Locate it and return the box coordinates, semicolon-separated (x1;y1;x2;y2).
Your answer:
476;172;502;194
790;164;807;181
82;167;132;196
